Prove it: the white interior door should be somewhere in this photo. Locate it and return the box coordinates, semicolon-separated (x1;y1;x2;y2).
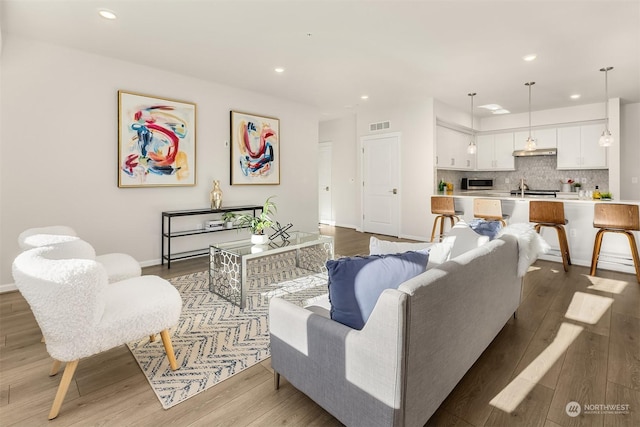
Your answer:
362;133;400;236
318;142;333;225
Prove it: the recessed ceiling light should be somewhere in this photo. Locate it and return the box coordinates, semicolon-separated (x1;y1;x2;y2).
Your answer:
570;94;581;99
360;95;369;100
478;104;502;111
492;109;511;115
523;54;537;62
98;9;117;20
274;67;285;73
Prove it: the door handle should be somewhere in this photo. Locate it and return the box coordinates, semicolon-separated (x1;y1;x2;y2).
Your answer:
325;186;329;191
389;188;398;194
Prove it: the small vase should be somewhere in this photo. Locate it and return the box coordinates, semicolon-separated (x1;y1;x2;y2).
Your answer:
210;180;223;210
251;234;269;245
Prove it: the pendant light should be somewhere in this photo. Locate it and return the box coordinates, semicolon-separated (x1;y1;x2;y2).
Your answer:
467;92;477;154
599;66;614;147
524;82;536;151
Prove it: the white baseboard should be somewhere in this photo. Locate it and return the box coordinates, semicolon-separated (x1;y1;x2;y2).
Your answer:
400;233;429;242
538;253;637;275
334;222;359;230
140;259;161;268
0;283;18;293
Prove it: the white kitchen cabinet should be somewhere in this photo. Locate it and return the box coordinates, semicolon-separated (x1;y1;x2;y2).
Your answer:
557;124;607;169
476;132;515;170
514;128;557;151
436;126;475;170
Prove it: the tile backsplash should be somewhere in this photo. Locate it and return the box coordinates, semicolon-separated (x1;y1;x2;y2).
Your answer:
438;156;609;192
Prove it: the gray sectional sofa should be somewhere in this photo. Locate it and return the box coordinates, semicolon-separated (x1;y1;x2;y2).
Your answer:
269;234;521;427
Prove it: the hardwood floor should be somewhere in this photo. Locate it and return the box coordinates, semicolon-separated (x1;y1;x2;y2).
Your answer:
1;226;638;426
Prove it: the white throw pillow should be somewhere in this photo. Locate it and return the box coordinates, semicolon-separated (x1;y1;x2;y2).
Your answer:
446;221;490;259
427;239;454;267
368;236;452;269
369;236;432;256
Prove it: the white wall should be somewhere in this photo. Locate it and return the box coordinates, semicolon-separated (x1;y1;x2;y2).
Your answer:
356;100;436;241
318;115;359;229
620;103;640;201
0;36;319;286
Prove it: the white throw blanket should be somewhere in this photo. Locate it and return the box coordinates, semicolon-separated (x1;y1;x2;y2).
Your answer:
498;223;551;277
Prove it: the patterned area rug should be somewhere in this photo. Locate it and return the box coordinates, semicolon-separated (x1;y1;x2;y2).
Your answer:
127;252;330;409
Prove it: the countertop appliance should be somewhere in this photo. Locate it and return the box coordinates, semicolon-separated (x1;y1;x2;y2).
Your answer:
461;178;493;190
509;189;559;198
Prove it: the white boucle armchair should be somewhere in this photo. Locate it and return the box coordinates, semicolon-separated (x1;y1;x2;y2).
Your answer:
12;239;182;420
18;225;141;282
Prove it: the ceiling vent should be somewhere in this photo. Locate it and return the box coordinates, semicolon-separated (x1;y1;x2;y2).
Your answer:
369;121;390;132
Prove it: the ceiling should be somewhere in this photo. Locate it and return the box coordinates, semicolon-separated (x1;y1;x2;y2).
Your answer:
2;1;639;120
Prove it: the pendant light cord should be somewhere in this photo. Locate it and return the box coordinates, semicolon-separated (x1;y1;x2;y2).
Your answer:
527;83;533;138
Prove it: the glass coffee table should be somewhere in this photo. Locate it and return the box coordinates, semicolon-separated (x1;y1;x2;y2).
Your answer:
209;231;334;309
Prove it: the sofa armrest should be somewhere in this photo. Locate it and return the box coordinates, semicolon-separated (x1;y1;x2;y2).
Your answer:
269;289;408;427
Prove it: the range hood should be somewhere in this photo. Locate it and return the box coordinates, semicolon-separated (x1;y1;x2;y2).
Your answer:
512;148;557;157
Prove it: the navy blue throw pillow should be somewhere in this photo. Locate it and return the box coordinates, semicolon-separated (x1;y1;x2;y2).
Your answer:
327;251;429;330
469;218;503;240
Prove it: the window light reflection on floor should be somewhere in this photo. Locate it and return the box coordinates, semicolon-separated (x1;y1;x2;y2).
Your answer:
585;274;629;294
489;322;583;413
490;286;614;413
564;292;614;325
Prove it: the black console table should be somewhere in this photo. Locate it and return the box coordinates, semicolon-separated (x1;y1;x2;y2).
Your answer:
162;205;262;268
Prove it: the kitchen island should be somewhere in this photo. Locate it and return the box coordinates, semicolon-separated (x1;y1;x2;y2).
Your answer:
434;191;640;276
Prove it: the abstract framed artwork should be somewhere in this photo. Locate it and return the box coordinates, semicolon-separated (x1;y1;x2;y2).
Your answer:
230;111;280;185
118;91;196;187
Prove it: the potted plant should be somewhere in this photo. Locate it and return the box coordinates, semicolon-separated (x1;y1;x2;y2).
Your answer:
234;196;276;244
222;212;236;229
600;191;612;200
572;182;582;192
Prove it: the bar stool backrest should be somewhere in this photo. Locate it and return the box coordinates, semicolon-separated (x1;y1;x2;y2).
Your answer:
473;198;503;221
529;201;566;225
594;204;640;231
431;196;455;216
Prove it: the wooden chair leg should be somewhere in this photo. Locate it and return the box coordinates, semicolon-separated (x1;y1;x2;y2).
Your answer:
590;229;606;276
49;360;63;376
48;359;79;420
439;215;445;241
274;371;280;390
624;231;640;284
534;224;542;233
563;226;572;265
160;329;179;371
555;225;570;272
430;216;440;242
448;215;455;229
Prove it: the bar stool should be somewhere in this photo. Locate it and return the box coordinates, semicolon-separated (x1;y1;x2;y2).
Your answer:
473;199;509;227
590;203;640;283
430;196;463;242
529;201;571;272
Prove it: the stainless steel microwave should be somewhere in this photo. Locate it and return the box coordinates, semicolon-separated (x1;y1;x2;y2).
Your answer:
461;178;494;190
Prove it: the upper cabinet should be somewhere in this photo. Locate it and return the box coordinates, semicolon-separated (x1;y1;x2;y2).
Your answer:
436;126;475;170
476;132;515;170
556;124;607;169
514;128;557;151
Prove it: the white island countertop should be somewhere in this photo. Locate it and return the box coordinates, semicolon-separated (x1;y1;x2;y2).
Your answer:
433;192;640;276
